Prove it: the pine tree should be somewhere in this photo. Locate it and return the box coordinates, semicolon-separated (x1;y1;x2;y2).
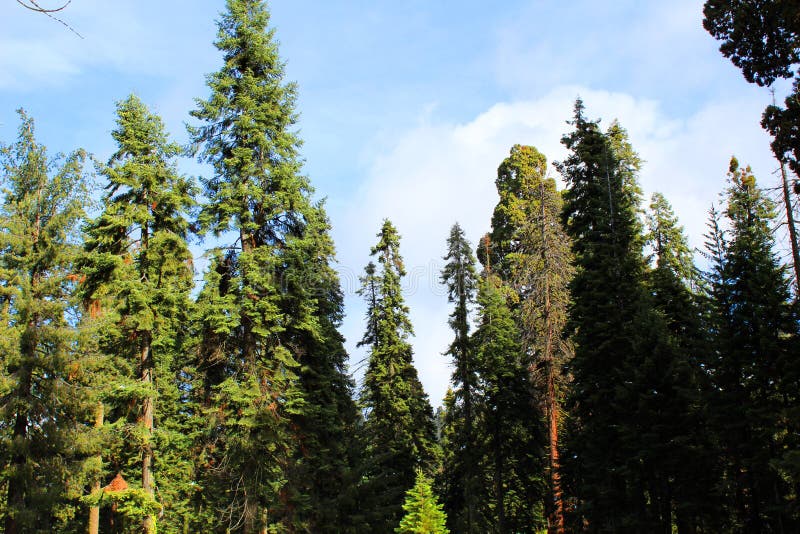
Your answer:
472;272;545;533
396;470;450;534
500;146;574;534
359;219;438;532
558;101;709;531
79;94;196;533
645;192;726;531
704;158;800;531
439;223;480;533
189;1;359;530
703;0;800;292
0;110;90;533
286;206;363;533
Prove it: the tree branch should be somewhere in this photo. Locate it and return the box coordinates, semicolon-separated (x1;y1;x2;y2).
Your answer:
16;0;83;39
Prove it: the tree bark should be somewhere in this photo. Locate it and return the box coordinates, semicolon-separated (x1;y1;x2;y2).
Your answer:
779;161;800;292
539;182;565;534
141;334;156;534
88;402;104;534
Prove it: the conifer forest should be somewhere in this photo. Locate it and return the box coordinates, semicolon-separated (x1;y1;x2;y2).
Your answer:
2;1;800;533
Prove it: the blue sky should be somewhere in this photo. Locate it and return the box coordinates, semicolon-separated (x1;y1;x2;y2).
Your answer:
0;0;786;406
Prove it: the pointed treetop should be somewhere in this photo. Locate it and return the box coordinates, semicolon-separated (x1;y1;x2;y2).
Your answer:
372;219;406;276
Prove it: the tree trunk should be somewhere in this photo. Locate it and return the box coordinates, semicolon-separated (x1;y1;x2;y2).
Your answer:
141;334;156;534
5;311;39;534
88;402;104;534
546;354;565;534
494;421;505;533
779;161;800;292
539;182;565;534
4;366;32;534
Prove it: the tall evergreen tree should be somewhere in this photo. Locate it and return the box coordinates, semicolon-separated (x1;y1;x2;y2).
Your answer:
438;223;480;533
359;219;438;533
0;110;90;533
703;158;800;531
189;1;359;530
79;94;196;533
558;101;709;532
502;146;574;534
475;144;573;532
645;193;726;531
472;272;545;533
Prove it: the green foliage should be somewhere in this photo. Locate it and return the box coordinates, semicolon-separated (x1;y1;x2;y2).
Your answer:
558;101;716;532
396;470;450;534
472;273;545;533
79;94;196;533
359;220;438;532
763;80;800;180
189;1;360;530
703;0;799;86
702;158;800;531
0;110;91;533
438;223;481;533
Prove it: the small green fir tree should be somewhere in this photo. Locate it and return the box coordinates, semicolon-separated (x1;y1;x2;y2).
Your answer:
396;470;450;534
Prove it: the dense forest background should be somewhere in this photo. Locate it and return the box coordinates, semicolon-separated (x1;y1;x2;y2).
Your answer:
0;0;799;533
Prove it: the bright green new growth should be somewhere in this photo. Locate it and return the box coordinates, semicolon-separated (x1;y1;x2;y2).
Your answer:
396;470;450;534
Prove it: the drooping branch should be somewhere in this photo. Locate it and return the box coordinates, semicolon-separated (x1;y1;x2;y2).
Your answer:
16;0;83;39
16;0;71;12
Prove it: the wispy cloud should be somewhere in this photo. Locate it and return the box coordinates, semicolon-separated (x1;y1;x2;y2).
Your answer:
336;86;777;406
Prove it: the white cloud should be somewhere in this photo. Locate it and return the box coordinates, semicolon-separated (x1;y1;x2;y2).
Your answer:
334;85;778;407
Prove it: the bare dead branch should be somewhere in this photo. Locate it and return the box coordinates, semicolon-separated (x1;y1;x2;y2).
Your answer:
16;0;83;39
16;0;70;13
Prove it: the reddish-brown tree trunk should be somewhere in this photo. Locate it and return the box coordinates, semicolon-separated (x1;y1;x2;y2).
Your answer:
88;402;104;534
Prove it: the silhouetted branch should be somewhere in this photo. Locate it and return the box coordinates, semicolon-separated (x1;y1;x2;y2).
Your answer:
16;0;83;39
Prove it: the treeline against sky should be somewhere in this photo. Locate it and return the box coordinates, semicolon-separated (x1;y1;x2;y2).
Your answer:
0;1;798;533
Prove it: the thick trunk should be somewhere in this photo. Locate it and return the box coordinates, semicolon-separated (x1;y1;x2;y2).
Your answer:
88;402;104;534
539;183;566;534
547;355;565;534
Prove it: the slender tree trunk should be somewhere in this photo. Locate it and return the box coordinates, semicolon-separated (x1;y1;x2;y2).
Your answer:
141;334;156;534
239;228;262;534
494;421;505;533
88;402;104;534
457;287;476;533
463;371;476;533
4;365;32;534
259;508;269;534
779;161;800;291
